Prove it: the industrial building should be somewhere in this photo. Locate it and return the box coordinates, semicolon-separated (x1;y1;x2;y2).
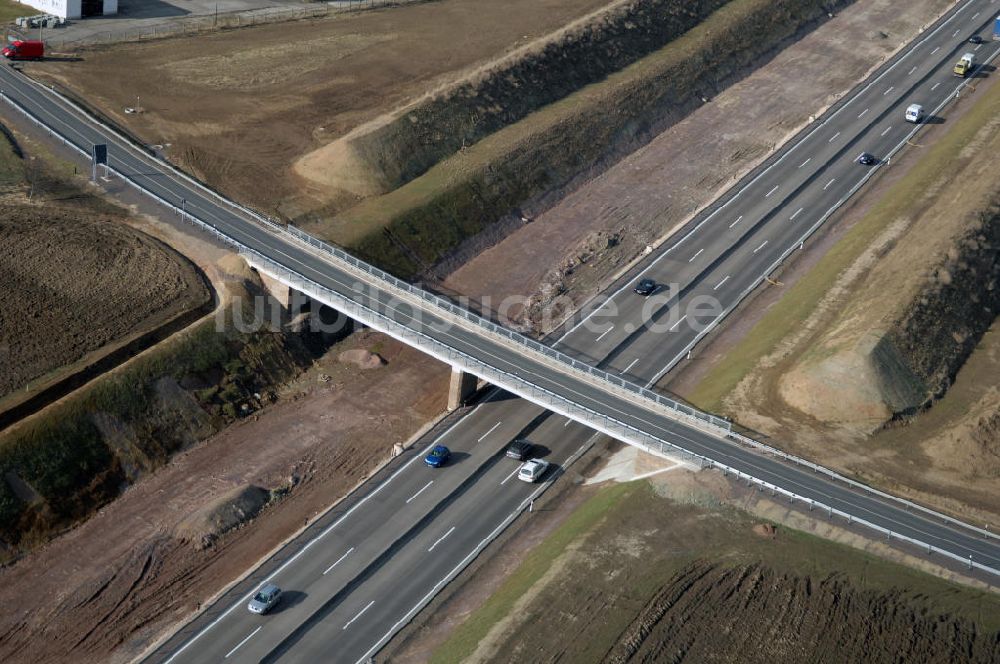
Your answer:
14;0;117;20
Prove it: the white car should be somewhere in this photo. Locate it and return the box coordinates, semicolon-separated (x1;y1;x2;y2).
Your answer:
518;459;550;483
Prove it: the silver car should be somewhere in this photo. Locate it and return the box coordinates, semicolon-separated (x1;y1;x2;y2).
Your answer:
247;583;282;614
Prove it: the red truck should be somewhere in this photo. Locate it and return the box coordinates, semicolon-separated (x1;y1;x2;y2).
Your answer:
2;40;44;60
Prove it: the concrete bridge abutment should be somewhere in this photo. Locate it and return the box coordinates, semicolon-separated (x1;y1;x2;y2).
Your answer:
448;368;478;411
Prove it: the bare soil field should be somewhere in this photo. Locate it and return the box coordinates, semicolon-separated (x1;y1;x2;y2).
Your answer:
0;326;449;664
0;125;210;407
444;0;954;330
409;478;1000;664
29;0;611;218
0;206;209;399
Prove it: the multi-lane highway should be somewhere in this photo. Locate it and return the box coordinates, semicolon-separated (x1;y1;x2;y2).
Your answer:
1;1;998;662
145;1;1000;658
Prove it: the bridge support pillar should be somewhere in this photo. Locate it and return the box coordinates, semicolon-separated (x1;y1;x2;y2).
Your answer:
447;369;478;411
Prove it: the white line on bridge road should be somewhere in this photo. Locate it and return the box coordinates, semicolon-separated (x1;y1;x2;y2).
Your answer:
428;526;456;552
621;358;640;374
668;315;687;332
729;215;743;228
973;11;980;18
953;29;961;37
343;601;375;630
824;178;836;190
931;46;940;55
883;86;894;95
932;81;941;91
798;157;811;168
976;43;983;51
765;185;779;198
478;421;501;442
500;466;520;485
790;207;803;221
688;248;704;262
323;547;355;575
596;325;614;341
857;108;869;118
908;65;918;76
713;275;730;291
405;481;434;505
881;125;893;137
562;418;572;427
224;627;261;659
753;240;768;254
828;131;841;142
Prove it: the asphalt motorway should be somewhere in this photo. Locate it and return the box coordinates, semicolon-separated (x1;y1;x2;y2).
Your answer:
1;2;998;662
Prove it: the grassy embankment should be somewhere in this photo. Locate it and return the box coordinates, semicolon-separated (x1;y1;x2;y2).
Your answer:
322;0;853;277
430;481;1000;663
0;304;310;560
686;74;1000;412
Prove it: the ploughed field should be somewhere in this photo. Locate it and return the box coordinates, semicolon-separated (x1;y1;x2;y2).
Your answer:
423;480;1000;664
0;208;208;400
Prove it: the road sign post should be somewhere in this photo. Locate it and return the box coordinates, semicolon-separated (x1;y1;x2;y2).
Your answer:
91;143;107;181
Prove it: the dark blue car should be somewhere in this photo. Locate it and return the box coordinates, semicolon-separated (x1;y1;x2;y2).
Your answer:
424;445;451;468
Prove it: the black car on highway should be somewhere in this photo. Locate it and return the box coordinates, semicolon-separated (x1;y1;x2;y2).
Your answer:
857;152;878;166
634;278;657;296
506;439;534;461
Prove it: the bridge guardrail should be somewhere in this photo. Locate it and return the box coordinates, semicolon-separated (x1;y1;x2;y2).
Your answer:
4;62;999;561
282;224;732;428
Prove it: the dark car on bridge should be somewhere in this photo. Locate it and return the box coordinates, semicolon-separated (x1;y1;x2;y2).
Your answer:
969;34;984;45
857;152;878;166
424;445;451;468
634;278;657;296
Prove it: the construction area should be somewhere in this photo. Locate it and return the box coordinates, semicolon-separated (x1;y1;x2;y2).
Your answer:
1;0;1000;661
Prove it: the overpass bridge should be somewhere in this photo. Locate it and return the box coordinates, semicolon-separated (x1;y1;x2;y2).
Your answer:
3;46;1000;581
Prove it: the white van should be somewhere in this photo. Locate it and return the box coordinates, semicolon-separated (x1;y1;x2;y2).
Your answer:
905;103;924;123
